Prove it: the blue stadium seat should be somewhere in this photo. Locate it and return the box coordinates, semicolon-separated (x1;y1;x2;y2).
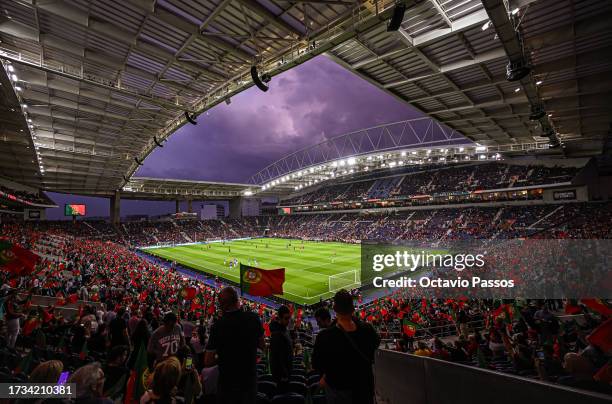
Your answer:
271;393;305;404
288;381;307;396
258;380;277;399
258;373;275;383
289;374;306;384
257;392;272;404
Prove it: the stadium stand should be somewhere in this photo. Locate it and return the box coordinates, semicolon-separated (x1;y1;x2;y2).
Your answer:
1;0;611;402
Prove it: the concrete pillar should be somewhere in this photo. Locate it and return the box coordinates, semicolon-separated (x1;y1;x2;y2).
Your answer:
175;199;180;214
110;191;120;225
229;197;242;219
187;199;193;213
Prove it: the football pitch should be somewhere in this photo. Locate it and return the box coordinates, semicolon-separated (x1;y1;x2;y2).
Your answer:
142;238;361;305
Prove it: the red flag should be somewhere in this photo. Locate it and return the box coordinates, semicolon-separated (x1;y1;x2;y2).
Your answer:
180;287;197;300
402;320;418;337
581;299;612;317
240;264;285;297
138;290;148;301
594;362;612;383
67;293;78;304
263;322;271;337
587;319;612;354
0;240;40;276
564;303;582;315
22;317;40;336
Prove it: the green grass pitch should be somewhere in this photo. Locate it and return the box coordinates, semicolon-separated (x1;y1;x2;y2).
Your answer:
142;238;362;305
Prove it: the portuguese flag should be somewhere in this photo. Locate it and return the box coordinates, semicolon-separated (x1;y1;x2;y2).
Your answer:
124;343;148;404
240;264;285;297
402;319;418;337
0;239;40;276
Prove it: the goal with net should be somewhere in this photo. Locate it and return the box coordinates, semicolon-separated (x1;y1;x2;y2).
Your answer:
328;269;360;292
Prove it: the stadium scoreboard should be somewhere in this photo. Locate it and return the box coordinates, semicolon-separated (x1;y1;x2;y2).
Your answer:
64;204;86;216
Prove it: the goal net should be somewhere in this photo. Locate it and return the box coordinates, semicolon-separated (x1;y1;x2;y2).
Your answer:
328;270;360;292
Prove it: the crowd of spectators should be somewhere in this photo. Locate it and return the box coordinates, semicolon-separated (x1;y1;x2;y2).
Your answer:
281;162;579;206
0;197;610;402
0;184;53;206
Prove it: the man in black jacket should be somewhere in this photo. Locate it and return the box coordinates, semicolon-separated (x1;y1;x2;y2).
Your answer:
313;290;380;404
269;305;293;388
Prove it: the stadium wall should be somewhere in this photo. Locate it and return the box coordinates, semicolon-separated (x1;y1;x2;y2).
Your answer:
374;349;610;404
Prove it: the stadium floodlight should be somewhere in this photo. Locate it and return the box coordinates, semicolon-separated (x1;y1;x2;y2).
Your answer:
366;156;372;161
387;1;407;32
511;8;519;15
7;64;14;72
536;80;543;85
15;86;22;91
475;146;487;151
243;191;253;196
11;74;18;82
184;111;197;125
426;149;431;154
479;154;486;160
482;21;491;31
401;151;407;156
411;151;417;155
347;157;357;165
458;147;465;152
506;60;531;82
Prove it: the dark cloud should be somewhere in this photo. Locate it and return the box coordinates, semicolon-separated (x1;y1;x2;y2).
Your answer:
136;55;421;183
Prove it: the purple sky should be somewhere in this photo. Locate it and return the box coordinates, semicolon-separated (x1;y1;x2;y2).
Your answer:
46;55;423;219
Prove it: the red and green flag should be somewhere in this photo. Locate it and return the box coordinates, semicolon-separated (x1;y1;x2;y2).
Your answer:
240;264;285;297
0;239;40;276
402;319;418;337
124;343;148;404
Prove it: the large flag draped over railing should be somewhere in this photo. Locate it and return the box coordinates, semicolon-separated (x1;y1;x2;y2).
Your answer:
240;264;285;297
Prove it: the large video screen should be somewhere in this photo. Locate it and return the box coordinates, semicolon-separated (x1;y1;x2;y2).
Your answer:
65;204;86;216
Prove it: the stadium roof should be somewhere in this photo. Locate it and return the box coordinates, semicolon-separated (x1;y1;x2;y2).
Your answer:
0;0;610;196
327;0;612;156
121;176;256;199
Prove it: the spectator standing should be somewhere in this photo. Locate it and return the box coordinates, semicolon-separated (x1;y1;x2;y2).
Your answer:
269;305;293;387
315;307;333;329
204;287;264;404
313;290;380;404
148;312;185;363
